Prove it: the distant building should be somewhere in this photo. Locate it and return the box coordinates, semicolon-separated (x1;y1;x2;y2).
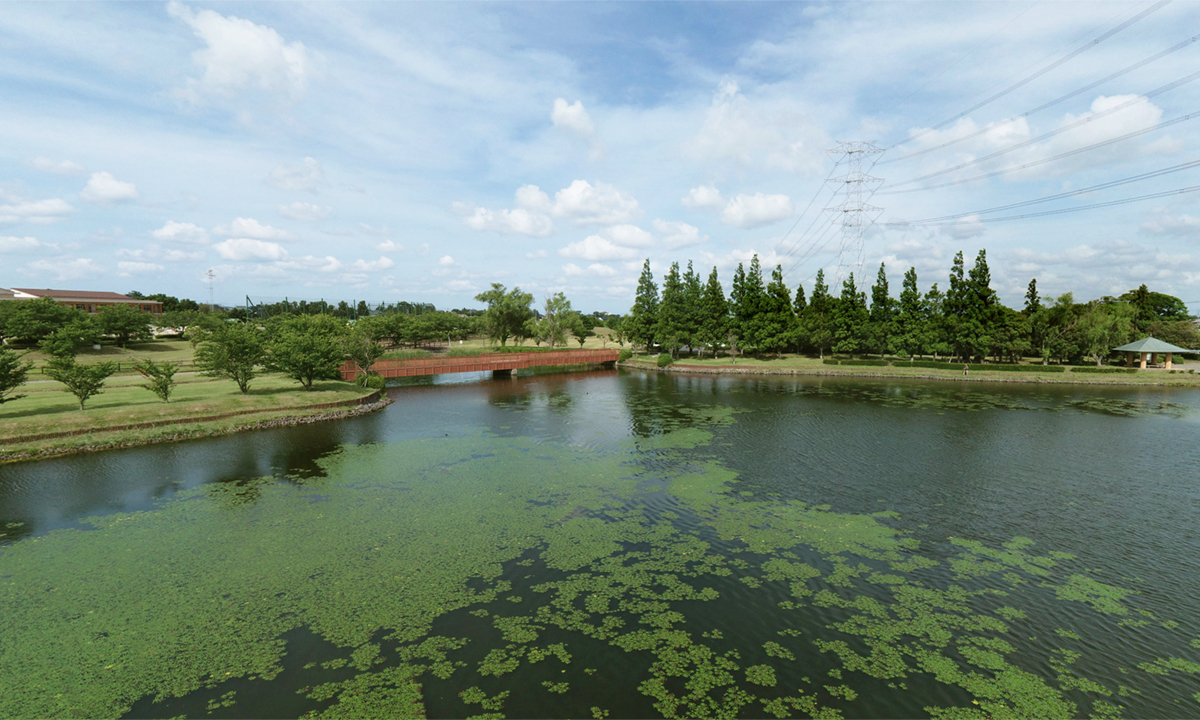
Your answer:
0;288;163;314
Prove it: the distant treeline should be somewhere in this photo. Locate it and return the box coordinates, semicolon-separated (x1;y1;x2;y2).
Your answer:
620;249;1198;365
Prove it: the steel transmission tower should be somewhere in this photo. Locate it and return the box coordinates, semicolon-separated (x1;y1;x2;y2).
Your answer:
824;141;884;289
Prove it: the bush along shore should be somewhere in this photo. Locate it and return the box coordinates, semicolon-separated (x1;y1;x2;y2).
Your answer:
620;355;1200;387
0;392;391;464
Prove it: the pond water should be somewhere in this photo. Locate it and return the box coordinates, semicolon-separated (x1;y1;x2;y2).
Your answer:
1;369;1199;719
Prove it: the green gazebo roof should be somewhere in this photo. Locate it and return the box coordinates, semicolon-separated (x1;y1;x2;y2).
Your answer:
1112;337;1197;353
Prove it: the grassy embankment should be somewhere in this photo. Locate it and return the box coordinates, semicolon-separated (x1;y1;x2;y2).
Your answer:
622;351;1200;386
1;339;377;461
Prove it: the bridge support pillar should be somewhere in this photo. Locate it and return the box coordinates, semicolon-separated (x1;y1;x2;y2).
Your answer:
492;368;517;379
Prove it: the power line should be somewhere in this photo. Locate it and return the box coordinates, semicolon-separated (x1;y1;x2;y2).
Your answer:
772;157;844;257
882;30;1200;165
885;69;1200;188
891;0;1171;150
878;108;1200;195
882;158;1200;224
884;183;1200;227
778;183;843;264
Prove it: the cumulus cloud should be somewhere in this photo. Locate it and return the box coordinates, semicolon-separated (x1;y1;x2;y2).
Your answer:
118;245;206;263
80;172;138;204
25;157;86;175
552;180;639;226
213;238;288;261
682;185;724;209
168;1;317;106
376;240;404;252
118;261;166;275
454;203;554;237
439;255;458;267
559;236;640;262
277;201;330;222
653;219;707;249
0;195;73;224
26;257;101;281
215;217;293;240
275;255;340;272
456;180;640;236
0;236;42;252
358;222;392;236
562;262;617;277
1141;210;1200;238
683;79;826;174
266;157;324;191
720;192;793;228
152;221;210;245
352;256;396;272
551;99;595;137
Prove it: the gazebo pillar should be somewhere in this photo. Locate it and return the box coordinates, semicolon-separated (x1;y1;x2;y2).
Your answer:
1140;353;1147;370
1166;352;1174;370
1126;351;1134;367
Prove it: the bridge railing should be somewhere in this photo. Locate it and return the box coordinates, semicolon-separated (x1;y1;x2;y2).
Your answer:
339;348;619;380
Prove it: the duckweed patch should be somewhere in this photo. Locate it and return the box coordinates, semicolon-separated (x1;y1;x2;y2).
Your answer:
1;410;1195;719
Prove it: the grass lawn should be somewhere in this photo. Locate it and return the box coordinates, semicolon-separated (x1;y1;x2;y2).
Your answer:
623;352;1200;386
1;374;372;446
14;339;199;378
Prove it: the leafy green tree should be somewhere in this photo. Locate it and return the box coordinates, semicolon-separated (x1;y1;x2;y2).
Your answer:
1119;284;1191;330
344;318;385;378
923;283;950;360
1023;278;1041;315
1076;301;1137;366
133;358;180;402
682;261;703;356
44;356;117;410
267;314;347;390
627;260;659;353
540;292;575;348
832;274;868;355
735;256;766;354
698;267;728;358
0;297;83;345
195;323;266;394
894;267;924;359
38;318;101;358
571;317;594;348
866;262;893;358
356;300;371;318
0;346;33;406
944;251;967;360
656;262;687;357
804;270;834;358
97;304;153;348
959;250;998;362
791;282;807;353
759;265;794;357
474;284;534;346
990;306;1032;363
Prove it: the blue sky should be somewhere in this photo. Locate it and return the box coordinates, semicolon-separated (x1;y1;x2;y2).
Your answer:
3;1;1199;312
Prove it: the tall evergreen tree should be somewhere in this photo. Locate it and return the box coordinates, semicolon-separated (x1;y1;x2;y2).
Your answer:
627;260;659;353
792;283;807;353
923;283;948;359
656;262;687;357
832;274;868;355
805;270;834;358
894;267;922;359
1023;278;1041;315
739;255;767;353
729;262;747;348
760;265;794;357
866;262;893;358
961;249;998;361
945;251;967;360
682;261;703;356
698;267;728;358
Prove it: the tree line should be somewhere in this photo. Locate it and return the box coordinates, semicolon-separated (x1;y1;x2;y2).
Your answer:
621;250;1198;365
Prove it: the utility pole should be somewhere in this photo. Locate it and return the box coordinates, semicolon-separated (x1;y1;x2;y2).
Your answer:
824;141;884;290
205;269;215;313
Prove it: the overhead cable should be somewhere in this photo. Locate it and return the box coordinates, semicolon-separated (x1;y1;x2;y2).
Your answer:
878;109;1200;195
882;31;1200;165
882;158;1200;224
883;183;1200;226
772;157;843;257
891;0;1172;150
885;69;1200;188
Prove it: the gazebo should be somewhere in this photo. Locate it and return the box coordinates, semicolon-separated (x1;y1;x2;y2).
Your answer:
1112;337;1197;370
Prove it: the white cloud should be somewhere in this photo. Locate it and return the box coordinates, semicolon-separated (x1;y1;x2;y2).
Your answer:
525;249;548;259
117;244;206;263
351;256;396;272
376;240;404;252
682;185;724;209
604;224;654;248
26;257;101;281
168;1;317;106
151;220;210;245
215;217;293;240
275;255;341;272
277;201;331;222
266;157;324;192
213;238;289;261
25;157;86;175
653;219;707;249
1141;210;1200;238
559;235;640;262
563;262;617;277
359;222;392;236
552;180;639;226
118;261;166;275
0;196;73;225
552;98;595;137
439;255;457;266
720;192;793;228
80;172;138;204
454;203;554;237
0;236;41;252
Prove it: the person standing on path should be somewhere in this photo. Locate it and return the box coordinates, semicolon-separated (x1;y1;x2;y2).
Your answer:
963;363;969;376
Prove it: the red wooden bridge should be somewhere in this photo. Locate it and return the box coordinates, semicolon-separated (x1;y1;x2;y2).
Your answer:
339;348;620;381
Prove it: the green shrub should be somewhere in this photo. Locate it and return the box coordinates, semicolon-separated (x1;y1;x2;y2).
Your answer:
356;374;387;388
839;359;889;367
657;353;674;368
1070;366;1138;374
618;349;633;362
905;360;963;371
975;364;1067;373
